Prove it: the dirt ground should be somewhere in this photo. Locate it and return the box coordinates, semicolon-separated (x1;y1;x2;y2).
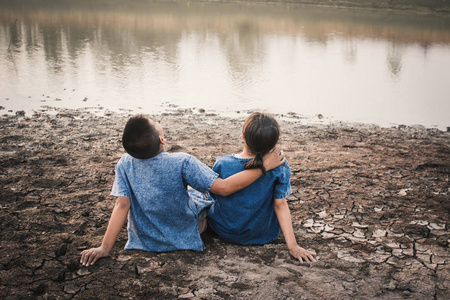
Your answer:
0;107;449;299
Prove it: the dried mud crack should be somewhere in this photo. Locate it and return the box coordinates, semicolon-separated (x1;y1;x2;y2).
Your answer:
0;108;448;299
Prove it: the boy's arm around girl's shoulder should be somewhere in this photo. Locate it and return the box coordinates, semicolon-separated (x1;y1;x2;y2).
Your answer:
210;148;286;197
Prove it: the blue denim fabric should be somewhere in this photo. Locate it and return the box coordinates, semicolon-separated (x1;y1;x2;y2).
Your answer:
207;155;292;245
111;152;218;252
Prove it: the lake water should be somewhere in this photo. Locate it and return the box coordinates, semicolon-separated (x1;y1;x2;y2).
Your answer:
1;0;450;129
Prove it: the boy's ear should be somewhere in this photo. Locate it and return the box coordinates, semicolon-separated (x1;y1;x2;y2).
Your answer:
159;136;166;145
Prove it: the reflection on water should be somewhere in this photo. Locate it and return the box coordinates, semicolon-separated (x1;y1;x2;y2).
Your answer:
1;0;450;129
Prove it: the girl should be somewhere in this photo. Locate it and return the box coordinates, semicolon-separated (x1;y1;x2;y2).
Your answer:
207;112;317;262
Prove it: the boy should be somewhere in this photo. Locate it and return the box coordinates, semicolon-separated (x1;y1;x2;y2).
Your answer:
80;115;284;266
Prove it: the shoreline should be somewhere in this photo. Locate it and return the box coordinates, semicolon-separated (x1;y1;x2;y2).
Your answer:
1;108;449;298
2;104;449;133
198;0;450;15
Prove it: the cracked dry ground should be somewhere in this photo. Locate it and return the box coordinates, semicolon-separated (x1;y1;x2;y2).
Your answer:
0;108;448;299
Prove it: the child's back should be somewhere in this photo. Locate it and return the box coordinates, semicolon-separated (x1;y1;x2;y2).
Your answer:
113;151;217;252
207;154;291;245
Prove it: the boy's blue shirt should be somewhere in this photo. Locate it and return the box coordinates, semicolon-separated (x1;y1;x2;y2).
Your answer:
207;154;292;245
111;151;218;252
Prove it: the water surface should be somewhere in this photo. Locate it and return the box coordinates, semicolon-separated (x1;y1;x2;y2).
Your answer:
1;0;450;129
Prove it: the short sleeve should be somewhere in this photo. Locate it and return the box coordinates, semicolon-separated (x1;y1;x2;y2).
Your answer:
273;161;292;200
111;158;131;198
182;156;219;194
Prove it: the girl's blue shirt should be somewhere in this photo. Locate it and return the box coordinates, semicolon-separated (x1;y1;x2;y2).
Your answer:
207;154;292;245
111;151;217;252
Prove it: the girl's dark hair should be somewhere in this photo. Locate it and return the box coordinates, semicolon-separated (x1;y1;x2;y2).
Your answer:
122;115;161;159
243;112;280;174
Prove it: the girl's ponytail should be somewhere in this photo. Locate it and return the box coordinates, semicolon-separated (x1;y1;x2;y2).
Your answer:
242;113;280;174
244;152;266;174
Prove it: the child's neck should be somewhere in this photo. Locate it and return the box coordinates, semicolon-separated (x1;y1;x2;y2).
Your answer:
240;147;255;159
149;145;165;158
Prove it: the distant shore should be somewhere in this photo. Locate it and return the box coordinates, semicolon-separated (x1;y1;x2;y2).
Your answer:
209;0;450;14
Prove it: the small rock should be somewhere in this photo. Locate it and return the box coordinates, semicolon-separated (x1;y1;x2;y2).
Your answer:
386;242;401;249
15;110;25;117
25;259;44;269
333;214;345;220
324;224;334;232
371;254;391;263
331;228;344;235
343;226;354;233
402;248;414;257
372;229;386;238
428;223;445;230
32;284;47;296
392;249;404;258
416;253;432;263
321;232;335;239
302;219;314;228
64;284;79;294
352;222;369;229
415;243;429;252
337;251;365;263
317;210;327;218
424;262;437;271
55;244;68;257
353;229;366;238
386;230;403;237
383;280;397;291
431;255;447;265
311;224;324;234
194;288;215;298
398;189;408;196
386;256;400;265
76;268;91;276
116;255;133;262
178;292;195;299
177;287;190;294
409;220;429;226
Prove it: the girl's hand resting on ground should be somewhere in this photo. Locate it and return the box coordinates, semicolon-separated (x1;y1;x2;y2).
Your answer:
80;246;110;266
289;245;317;263
263;146;285;171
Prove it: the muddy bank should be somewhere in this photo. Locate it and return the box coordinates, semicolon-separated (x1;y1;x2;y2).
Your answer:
0;108;449;299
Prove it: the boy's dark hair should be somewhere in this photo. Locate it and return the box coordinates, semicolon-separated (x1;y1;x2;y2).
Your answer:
122;115;161;159
243;112;280;174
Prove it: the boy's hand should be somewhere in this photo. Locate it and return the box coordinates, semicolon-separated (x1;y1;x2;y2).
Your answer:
289;245;317;263
263;147;285;171
80;246;110;267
